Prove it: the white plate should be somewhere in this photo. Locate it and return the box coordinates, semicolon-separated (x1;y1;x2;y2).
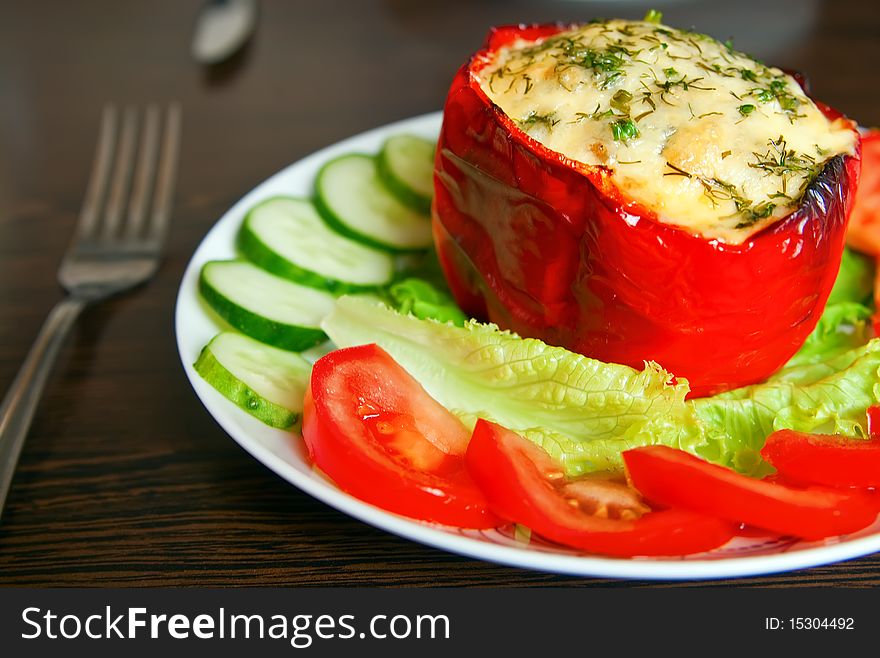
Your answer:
175;112;880;580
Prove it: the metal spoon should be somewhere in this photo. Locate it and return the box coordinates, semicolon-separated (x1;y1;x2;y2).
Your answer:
192;0;259;65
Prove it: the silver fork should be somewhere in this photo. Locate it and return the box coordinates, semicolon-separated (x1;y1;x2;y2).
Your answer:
0;104;181;520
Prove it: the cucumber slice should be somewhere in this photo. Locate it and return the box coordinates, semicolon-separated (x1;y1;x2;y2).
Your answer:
238;197;394;293
376;134;435;214
199;260;334;351
194;332;311;429
315;154;432;252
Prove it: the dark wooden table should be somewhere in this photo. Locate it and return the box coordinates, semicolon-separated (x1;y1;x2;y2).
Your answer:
1;0;878;587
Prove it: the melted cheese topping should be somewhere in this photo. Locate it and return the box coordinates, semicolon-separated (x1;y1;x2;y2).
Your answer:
477;19;856;243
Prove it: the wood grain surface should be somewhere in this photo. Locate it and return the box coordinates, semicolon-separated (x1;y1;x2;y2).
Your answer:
1;0;879;587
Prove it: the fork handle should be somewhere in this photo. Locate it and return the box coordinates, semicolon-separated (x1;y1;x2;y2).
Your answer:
0;297;86;520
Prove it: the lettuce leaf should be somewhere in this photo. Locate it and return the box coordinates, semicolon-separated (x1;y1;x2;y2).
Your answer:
785;302;872;367
826;247;874;306
323;296;692;473
690;340;880;473
323;296;880;477
786;248;874;367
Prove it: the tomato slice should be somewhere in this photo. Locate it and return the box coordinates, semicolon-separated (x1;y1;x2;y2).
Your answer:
868;404;880;437
624;445;877;540
846;130;880;256
465;419;735;557
302;344;500;528
760;428;880;488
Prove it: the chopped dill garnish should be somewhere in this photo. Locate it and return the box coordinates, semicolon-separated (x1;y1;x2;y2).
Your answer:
610;89;634;114
644;9;663;24
749;136;824;194
738;104;756;116
612;118;640;141
663;162;693;178
517;111;560;131
571;104;614;123
735;202;777;228
638;81;657;107
653;72;716;104
538;35;636;89
680;27;714;43
664;161;779;226
750;77;802;118
696;61;729;77
660;138;826;227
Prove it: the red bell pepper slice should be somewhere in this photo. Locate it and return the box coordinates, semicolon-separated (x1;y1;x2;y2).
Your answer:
433;24;862;397
760;428;880;488
624;445;877;540
465;419;735;557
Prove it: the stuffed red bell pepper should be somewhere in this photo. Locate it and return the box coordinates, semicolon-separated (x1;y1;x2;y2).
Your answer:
433;17;861;397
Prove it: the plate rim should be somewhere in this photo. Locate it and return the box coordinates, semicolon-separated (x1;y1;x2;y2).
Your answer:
174;110;880;581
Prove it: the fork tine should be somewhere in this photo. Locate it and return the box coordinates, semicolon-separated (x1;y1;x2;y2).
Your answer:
102;106;139;240
124;105;161;240
74;105;118;241
147;104;182;246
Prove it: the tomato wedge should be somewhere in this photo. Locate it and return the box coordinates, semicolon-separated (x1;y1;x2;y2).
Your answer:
846;129;880;256
760;428;880;488
843;129;880;331
465;419;735;557
624;445;878;540
302;344;500;528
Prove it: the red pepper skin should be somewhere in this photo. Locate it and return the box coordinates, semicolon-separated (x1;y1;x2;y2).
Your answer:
433;24;862;397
